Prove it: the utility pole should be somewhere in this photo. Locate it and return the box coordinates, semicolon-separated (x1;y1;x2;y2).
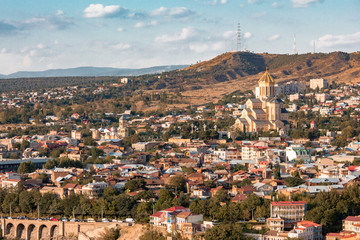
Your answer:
38;204;40;219
10;203;12;219
73;206;75;220
101;206;103;219
251;208;255;220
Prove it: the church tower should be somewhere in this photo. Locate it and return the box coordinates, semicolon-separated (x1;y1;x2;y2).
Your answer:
258;68;275;99
118;115;128;138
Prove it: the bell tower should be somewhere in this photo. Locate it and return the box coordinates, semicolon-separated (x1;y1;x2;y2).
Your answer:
258;68;275;99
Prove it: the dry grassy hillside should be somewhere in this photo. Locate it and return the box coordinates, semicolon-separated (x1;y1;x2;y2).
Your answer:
135;51;360;110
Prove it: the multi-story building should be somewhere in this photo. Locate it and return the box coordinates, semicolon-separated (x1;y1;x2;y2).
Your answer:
150;206;203;234
343;216;360;232
310;78;328;90
82;181;108;199
241;145;267;161
288;221;322;240
267;201;307;230
315;93;329;103
274;80;306;96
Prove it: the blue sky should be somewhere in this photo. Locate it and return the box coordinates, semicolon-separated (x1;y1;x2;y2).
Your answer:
0;0;359;74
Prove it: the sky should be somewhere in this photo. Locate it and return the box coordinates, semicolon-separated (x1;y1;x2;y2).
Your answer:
0;0;359;74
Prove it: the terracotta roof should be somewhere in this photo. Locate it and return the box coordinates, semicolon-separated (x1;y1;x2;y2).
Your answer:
163;206;187;212
271;201;307;206
151;211;163;218
176;211;192;218
344;216;360;221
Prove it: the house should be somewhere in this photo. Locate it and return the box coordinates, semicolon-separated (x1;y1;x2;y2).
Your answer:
150;206;203;234
288;221;322;240
82;181;108;199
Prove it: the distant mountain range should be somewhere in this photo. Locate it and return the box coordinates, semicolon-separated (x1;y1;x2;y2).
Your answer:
0;65;188;79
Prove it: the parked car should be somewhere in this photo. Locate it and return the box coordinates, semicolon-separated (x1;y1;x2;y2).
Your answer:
87;218;95;222
50;217;59;221
102;218;109;222
61;217;69;222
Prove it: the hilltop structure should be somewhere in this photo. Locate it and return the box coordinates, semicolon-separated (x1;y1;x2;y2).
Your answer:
233;69;289;133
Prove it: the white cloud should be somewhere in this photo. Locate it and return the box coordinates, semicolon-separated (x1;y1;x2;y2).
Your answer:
112;43;131;50
117;27;124;32
244;32;252;39
268;34;280;41
155;27;197;43
23;12;74;31
134;21;158;28
189;41;225;53
1;48;8;53
223;30;236;39
150;7;194;18
56;10;64;16
189;43;209;53
83;4;128;18
37;43;45;49
291;0;323;8
315;32;360;50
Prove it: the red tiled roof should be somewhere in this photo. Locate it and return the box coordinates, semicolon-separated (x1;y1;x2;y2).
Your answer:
344;216;360;222
297;220;321;227
271;201;307;206
151;211;163;217
163;206;186;212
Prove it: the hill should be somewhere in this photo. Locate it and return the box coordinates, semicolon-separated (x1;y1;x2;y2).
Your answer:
0;65;188;79
138;51;360;109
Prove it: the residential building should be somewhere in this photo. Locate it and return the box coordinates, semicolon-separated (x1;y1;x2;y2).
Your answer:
267;201;307;230
310;78;328;90
82;181;108;199
288;221;322;240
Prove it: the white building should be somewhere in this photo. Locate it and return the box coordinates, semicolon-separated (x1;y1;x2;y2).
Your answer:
310;78;328;90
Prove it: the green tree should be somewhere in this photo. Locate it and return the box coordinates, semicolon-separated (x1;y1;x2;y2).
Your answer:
17;161;35;174
285;177;305;187
136;202;152;223
204;223;244;240
168;175;186;193
124;179;146;192
20;140;30;152
342;126;355;139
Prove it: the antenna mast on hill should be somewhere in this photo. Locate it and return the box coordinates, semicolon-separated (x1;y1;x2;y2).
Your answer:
237;22;241;51
293;33;297;55
313;40;316;54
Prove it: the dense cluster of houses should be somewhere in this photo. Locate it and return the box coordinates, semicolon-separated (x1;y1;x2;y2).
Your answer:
1;77;360;239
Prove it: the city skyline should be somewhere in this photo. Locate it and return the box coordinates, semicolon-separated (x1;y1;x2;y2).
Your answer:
0;0;359;74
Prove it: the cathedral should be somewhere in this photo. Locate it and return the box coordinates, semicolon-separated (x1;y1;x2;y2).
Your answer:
92;116;129;140
233;69;289;133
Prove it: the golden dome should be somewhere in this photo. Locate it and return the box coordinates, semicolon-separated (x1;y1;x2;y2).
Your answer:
258;69;274;83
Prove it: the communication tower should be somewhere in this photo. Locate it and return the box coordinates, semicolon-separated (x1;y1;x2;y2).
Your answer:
237;22;241;51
